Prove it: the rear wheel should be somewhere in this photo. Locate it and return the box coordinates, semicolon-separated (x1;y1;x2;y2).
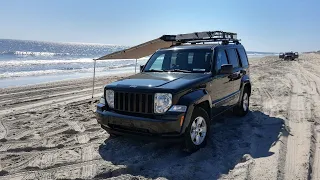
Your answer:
184;107;210;153
234;87;250;116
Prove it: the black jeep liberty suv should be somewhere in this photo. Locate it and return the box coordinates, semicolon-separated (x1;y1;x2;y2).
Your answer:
96;31;252;152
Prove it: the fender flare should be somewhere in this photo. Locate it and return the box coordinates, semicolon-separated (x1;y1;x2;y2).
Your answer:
237;75;251;104
177;89;212;134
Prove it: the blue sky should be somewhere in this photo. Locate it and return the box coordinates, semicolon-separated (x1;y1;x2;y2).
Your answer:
0;0;319;52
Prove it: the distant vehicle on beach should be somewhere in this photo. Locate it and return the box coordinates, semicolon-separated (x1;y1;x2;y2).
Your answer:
279;51;299;60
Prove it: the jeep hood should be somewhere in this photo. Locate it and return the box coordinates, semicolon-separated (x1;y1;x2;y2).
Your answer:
106;72;210;90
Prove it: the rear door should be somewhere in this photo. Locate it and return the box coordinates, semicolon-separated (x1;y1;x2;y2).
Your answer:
237;48;249;71
225;48;242;105
236;47;250;96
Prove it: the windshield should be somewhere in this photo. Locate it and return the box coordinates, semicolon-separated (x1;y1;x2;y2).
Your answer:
143;49;213;73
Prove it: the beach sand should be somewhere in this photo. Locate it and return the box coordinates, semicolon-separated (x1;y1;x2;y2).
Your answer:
0;54;320;180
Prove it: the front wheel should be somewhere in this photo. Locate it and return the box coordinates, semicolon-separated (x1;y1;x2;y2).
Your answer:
184;107;210;153
234;88;250;116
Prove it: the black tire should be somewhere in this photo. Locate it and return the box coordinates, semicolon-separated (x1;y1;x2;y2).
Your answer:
233;87;250;117
184;107;210;153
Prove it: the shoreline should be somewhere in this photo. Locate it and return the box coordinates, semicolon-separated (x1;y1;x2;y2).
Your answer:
0;56;265;89
0;71;134;89
0;73;132;95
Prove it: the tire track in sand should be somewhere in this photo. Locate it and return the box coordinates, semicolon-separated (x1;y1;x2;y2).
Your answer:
0;93;102;116
284;70;312;180
249;76;288;180
81;145;97;179
296;63;320;180
0;87;101;107
311;125;320;180
0;120;7;140
0;159;107;180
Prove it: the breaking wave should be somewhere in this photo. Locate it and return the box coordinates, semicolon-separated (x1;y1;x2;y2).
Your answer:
1;58;95;67
0;57;147;79
0;51;71;56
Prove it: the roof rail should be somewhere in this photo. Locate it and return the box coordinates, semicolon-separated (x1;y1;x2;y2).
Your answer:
160;31;240;45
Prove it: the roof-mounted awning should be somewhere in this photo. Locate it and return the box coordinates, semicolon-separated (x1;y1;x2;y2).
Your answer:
97;36;176;60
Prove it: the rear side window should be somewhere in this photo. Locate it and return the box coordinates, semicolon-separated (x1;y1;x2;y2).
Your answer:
215;50;228;71
226;49;240;68
237;48;249;67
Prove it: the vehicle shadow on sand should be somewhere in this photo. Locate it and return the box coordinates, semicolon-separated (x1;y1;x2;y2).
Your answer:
97;111;289;180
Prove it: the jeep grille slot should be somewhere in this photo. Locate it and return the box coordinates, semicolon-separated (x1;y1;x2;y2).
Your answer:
114;92;153;114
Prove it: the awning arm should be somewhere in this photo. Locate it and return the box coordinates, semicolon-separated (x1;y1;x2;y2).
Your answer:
135;59;137;73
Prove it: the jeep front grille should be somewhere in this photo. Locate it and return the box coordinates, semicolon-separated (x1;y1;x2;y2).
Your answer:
114;92;153;114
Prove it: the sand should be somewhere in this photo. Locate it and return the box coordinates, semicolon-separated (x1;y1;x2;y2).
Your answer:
0;54;320;180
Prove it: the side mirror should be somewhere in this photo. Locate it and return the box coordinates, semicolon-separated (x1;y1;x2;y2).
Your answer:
220;64;233;74
140;65;145;72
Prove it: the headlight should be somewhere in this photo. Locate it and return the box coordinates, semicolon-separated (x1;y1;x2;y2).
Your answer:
154;93;172;113
105;90;114;108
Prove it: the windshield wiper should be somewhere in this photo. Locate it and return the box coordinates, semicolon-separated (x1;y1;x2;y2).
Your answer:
166;69;192;73
145;69;195;73
144;69;164;72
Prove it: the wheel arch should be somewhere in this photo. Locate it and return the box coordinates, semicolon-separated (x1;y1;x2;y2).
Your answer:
177;89;212;134
196;101;211;118
239;74;251;94
236;80;251;105
244;82;251;96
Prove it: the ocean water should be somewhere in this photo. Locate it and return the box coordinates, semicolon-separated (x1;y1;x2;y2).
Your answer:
0;39;275;88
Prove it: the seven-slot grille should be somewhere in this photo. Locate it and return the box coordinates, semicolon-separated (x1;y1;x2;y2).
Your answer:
114;92;154;114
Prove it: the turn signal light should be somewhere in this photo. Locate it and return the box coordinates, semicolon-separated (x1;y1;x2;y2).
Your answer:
180;116;185;127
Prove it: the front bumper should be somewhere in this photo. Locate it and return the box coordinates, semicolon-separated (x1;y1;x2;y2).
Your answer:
95;103;185;141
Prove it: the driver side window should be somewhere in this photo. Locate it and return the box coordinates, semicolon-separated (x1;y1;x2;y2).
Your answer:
215;50;228;72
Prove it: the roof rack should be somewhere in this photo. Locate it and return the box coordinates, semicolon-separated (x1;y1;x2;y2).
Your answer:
160;31;240;45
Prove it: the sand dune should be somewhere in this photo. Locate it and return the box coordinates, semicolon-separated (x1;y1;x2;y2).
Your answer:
0;54;320;180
